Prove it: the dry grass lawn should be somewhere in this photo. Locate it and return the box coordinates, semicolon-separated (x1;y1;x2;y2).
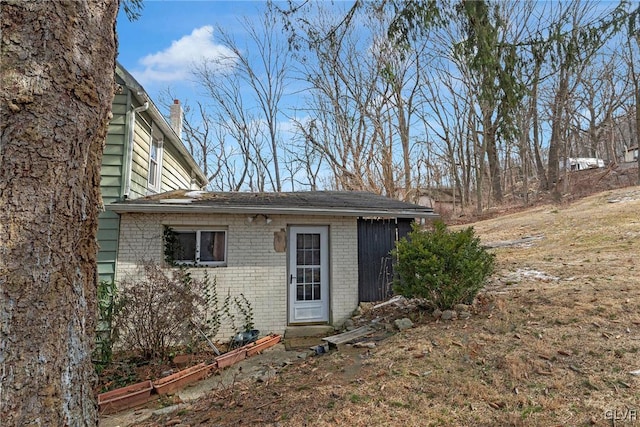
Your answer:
140;186;640;427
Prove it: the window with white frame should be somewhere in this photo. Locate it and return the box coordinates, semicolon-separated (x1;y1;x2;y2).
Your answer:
167;229;227;266
147;133;163;193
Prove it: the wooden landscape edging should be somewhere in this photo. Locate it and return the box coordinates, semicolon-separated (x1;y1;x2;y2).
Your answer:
98;380;153;414
152;363;214;395
215;346;247;369
246;333;282;357
97;334;283;414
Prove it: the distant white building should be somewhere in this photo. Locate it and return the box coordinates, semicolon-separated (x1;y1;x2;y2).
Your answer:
563;157;605;171
624;146;638;163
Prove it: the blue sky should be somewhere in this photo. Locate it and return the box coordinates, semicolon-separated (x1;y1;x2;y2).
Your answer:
116;0;269;105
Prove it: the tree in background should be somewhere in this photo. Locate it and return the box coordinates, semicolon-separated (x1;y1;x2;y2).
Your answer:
179;0;639;211
191;3;290;192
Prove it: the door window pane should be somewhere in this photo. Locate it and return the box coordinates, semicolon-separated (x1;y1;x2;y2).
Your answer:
295;267;322;301
297;233;320;266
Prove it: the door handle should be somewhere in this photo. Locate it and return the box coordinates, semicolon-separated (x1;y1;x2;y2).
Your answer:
290;274;295;284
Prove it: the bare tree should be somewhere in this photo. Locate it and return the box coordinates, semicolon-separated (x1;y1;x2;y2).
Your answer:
288;2;435;198
627;8;640;183
290;4;383;193
538;1;627;196
191;4;290;192
0;1;120;425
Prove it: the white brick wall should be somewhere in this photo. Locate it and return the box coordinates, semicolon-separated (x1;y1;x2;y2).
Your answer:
115;212;359;339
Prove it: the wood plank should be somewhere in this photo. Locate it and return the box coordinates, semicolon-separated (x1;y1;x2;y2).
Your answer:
322;326;374;347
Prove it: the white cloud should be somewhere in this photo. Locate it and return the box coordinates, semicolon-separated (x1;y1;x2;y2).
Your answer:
133;26;236;85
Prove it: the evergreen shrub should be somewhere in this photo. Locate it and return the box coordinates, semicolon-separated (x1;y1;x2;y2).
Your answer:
392;221;495;310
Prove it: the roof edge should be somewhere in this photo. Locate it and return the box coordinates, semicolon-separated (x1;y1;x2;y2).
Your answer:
105;203;438;219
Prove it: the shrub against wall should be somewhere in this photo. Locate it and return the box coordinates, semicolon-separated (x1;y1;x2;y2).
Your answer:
113;261;256;361
113;262;204;360
392;221;495;310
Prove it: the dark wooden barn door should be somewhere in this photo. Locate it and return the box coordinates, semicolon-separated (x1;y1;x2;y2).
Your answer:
357;218;413;302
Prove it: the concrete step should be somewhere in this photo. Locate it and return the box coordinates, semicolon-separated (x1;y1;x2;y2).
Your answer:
284;325;335;338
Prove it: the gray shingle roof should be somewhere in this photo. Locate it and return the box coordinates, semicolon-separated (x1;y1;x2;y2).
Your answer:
107;190;437;219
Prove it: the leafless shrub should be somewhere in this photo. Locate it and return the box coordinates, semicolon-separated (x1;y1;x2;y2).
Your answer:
113;261;205;360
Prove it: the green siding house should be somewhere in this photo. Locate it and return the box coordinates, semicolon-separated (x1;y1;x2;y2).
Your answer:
98;63;207;284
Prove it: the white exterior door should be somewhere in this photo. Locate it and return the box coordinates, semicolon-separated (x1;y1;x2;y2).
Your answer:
288;226;329;323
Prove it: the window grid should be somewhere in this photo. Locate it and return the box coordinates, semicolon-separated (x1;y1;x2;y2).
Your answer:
295;233;321;301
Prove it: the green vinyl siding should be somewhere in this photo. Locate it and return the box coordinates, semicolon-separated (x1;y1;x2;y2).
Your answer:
98;238;118;253
98;90;128;284
99;69;206;284
97;250;117;263
97;210;120;284
108;122;126;135
99;217;120;231
101;165;122;179
100;176;121;188
97;262;116;284
101;155;125;166
98;263;115;275
110;100;127;116
104;140;124;155
100;187;123;200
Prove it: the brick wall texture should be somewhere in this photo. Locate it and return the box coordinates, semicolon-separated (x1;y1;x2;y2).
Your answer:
115;212;359;339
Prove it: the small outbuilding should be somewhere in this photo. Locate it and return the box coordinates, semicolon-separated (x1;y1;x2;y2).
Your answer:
107;190;437;337
624;146;638;163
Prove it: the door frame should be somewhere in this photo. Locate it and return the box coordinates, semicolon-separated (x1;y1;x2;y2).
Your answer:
287;225;330;324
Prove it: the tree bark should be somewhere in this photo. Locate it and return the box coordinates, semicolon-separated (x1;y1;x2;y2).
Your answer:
0;1;118;425
530;55;548;191
547;68;569;198
484;116;503;204
632;34;640;185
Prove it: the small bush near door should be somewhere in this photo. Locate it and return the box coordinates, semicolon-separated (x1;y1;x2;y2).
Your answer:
392;221;495;310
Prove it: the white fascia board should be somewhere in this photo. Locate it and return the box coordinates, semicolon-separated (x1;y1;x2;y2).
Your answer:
105;203;438;219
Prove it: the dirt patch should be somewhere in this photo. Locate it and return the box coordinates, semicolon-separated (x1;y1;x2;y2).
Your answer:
106;186;640;427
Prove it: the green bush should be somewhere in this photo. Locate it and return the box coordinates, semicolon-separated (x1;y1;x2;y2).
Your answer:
392;221;495;310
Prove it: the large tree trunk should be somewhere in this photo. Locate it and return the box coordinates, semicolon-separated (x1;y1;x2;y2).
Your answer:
484;124;503;204
633;34;640;185
530;54;548;191
0;1;118;425
547;68;569;197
